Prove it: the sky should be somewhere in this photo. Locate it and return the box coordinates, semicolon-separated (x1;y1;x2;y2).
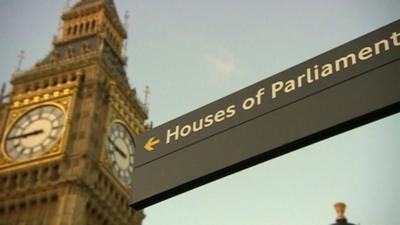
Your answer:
0;0;399;225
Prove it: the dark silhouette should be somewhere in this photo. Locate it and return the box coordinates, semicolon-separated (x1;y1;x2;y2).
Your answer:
331;202;356;225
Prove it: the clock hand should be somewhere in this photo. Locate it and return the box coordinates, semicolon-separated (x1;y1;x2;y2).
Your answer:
115;147;127;158
7;129;44;140
108;138;127;158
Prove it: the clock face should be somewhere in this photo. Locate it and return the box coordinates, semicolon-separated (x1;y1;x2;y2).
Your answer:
106;122;135;185
5;105;66;161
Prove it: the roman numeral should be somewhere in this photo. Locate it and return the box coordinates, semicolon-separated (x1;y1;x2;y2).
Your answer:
52;125;64;130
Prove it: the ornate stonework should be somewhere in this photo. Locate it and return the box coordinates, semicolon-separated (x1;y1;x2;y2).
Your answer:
0;1;147;224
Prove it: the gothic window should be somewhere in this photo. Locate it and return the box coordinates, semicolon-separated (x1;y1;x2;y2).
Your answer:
20;172;28;187
91;20;96;31
33;83;40;91
31;170;39;184
41;167;49;181
0;177;7;190
85;21;90;32
67;26;72;36
9;204;15;212
61;75;68;84
10;174;17;188
50;194;58;202
80;74;86;82
43;80;49;88
70;74;77;82
79;23;84;34
24;85;30;93
52;77;58;86
50;165;60;181
73;25;78;35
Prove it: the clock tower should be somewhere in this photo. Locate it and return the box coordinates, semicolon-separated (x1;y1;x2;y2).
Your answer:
0;0;147;224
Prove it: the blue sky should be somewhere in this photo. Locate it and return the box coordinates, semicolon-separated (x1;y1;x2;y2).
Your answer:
0;1;399;225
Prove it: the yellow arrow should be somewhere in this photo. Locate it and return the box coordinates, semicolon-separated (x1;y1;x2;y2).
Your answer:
144;137;160;152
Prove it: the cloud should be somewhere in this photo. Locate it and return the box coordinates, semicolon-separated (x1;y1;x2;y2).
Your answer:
205;49;238;84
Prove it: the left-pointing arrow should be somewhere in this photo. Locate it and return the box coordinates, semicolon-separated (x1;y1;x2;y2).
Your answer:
144;137;160;152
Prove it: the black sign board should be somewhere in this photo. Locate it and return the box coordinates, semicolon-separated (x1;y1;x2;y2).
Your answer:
130;20;400;209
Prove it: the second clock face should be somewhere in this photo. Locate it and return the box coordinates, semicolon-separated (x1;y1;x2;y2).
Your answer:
5;105;66;161
106;122;135;185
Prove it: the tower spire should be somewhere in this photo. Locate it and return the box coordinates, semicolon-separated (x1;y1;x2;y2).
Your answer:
0;83;8;104
144;85;151;108
63;0;72;11
124;10;130;30
122;10;129;57
14;50;26;73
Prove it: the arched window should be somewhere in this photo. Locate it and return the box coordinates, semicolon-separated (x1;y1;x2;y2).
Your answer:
85;22;90;32
43;80;49;88
61;75;68;84
73;25;78;35
70;74;77;82
80;74;86;82
52;78;58;86
33;83;40;91
67;27;72;35
24;85;31;93
91;20;96;31
79;23;84;34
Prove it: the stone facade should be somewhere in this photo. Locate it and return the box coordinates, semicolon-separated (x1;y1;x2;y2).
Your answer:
0;1;147;224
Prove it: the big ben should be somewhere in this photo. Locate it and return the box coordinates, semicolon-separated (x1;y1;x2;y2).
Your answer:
0;0;147;224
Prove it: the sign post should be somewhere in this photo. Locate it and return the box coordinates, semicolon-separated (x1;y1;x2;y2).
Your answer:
130;20;400;209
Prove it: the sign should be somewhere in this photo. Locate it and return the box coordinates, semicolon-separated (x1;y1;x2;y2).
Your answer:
130;20;400;209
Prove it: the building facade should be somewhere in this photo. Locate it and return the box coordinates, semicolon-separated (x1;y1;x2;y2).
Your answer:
0;0;147;224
